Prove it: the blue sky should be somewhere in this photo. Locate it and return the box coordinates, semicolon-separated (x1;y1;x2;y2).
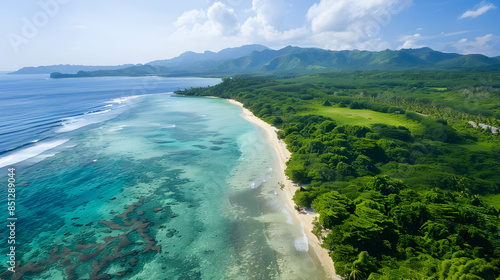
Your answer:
0;0;499;70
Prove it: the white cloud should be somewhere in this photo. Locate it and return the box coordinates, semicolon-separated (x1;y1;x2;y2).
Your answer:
305;0;412;51
172;2;239;37
240;0;307;44
396;30;473;51
459;1;496;19
169;0;413;53
440;30;472;37
309;29;391;51
170;0;308;50
174;9;206;27
207;2;240;35
307;0;412;33
250;0;286;28
453;33;497;55
397;33;425;49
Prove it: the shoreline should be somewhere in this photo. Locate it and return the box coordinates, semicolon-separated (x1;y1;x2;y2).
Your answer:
226;99;341;280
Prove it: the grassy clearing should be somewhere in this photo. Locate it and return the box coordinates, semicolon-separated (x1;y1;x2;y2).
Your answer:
429;87;448;92
306;105;423;132
483;193;500;209
308;105;496;153
460;141;498;152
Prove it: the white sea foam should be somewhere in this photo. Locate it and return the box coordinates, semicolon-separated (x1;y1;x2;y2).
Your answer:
250;180;265;189
56;112;117;133
105;95;141;105
0;139;69;168
56;95;143;133
108;125;127;132
57;105;126;133
85;109;111;115
294;228;309;252
283;209;293;224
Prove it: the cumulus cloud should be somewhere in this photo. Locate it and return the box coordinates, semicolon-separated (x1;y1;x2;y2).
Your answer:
240;0;307;43
170;0;308;49
459;1;496;19
395;30;473;51
397;33;425;49
207;2;240;35
240;16;306;42
305;0;412;50
174;9;206;27
250;0;286;28
453;33;497;55
173;2;239;36
169;0;413;53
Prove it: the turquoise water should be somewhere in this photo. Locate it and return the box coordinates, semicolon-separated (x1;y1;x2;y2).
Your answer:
1;88;327;279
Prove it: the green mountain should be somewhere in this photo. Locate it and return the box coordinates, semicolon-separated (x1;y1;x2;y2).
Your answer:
213;46;499;73
399;47;460;63
9;64;134;74
214;46;307;72
147;44;269;71
436;54;500;70
14;45;268;75
49;46;500;78
50;65;169;78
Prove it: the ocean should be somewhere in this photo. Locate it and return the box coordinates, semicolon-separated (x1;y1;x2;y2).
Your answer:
0;74;327;279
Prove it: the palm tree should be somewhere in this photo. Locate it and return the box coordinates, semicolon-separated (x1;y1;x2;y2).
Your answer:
349;269;363;280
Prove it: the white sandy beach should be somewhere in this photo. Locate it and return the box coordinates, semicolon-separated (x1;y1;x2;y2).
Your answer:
227;99;341;280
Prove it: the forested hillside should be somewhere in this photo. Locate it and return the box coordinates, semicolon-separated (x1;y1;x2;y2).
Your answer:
48;47;500;78
177;72;500;280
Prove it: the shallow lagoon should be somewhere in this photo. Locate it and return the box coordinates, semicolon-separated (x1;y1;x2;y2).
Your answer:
0;78;327;279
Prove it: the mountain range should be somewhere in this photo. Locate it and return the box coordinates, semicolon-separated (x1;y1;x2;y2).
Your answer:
214;46;500;72
9;64;136;75
147;44;269;70
10;45;500;77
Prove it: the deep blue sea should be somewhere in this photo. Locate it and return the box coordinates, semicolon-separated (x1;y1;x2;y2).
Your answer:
0;74;327;279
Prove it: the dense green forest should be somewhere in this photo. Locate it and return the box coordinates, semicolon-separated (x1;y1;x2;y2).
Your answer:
177;71;500;280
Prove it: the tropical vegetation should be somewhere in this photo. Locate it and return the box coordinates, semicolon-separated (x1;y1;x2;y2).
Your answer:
177;71;500;280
